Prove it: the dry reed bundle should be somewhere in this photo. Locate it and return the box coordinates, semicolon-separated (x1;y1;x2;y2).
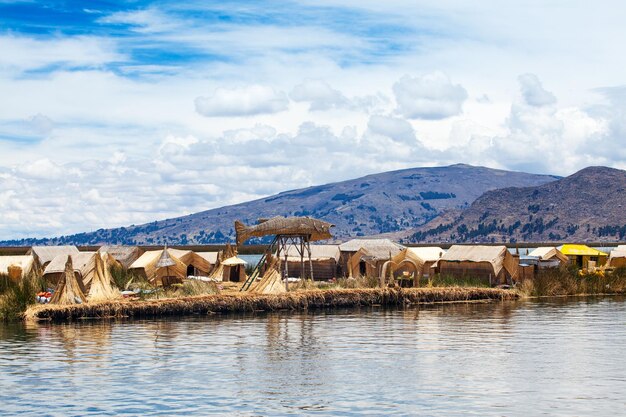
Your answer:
50;256;87;305
26;286;517;321
88;253;121;302
248;257;286;294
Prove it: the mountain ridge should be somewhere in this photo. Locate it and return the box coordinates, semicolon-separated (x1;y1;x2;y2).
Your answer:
404;165;626;243
0;164;560;245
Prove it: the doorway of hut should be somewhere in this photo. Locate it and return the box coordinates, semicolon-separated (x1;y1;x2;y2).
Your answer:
359;261;367;276
186;265;195;277
230;265;241;282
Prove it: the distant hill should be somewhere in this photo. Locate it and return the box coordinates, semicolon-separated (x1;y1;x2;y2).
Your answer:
1;164;559;246
405;166;626;243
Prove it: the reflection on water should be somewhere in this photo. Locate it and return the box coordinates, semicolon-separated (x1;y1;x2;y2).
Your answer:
1;297;625;416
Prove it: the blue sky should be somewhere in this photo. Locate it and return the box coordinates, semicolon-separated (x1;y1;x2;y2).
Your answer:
0;0;625;239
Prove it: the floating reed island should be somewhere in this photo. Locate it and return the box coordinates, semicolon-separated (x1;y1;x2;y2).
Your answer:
25;287;517;321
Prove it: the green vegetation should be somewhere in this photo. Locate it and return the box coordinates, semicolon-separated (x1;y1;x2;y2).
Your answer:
0;273;46;321
518;266;626;297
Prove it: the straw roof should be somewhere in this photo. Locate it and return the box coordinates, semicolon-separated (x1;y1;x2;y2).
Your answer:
283;244;340;261
44;252;98;291
440;245;514;278
609;248;626;260
196;252;219;264
29;245;79;266
0;255;35;279
559;244;608;257
222;256;247;266
339;239;404;259
156;249;176;268
528;247;569;263
98;245;144;269
129;249;188;285
404;247;445;263
50;256;87;305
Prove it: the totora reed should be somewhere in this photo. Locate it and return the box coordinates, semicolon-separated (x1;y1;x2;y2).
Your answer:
25;287;517;321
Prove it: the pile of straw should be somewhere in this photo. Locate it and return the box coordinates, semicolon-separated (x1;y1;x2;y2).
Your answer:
248;256;286;294
49;256;87;305
88;253;121;302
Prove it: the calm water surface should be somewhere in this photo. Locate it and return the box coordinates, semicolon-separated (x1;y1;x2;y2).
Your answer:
1;297;625;416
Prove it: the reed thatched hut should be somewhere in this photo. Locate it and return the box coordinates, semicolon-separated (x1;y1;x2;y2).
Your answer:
390;247;445;280
559;244;608;269
438;245;519;285
176;250;214;277
28;245;79;269
208;245;247;282
340;239;405;278
526;247;569;269
129;248;188;286
43;252;98;292
608;246;626;268
280;244;340;280
0;255;35;282
98;245;144;269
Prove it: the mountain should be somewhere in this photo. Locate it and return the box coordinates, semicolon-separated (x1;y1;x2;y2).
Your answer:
406;166;626;243
1;164;559;246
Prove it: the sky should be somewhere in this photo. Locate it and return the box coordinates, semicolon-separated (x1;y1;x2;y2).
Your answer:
1;0;625;240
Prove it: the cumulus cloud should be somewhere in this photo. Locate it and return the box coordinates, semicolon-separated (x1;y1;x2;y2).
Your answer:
518;73;557;107
366;115;417;145
195;85;289;117
290;79;350;111
393;73;468;120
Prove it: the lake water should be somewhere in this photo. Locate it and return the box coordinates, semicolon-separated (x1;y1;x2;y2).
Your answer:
1;297;625;416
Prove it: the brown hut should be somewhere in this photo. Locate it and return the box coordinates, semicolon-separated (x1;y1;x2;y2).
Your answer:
98;245;144;269
43;252;98;292
208;245;247;282
438;245;519;285
339;239;404;278
28;245;79;269
390;247;445;279
129;248;187;286
608;246;626;268
280;244;340;280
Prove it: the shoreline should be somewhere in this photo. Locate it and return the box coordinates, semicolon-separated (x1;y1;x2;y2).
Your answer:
24;287;517;321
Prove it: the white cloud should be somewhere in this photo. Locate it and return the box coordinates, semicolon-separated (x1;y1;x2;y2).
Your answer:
0;35;123;72
290;79;350;111
393;73;468;120
195;85;289;117
518;73;556;107
366;115;417;145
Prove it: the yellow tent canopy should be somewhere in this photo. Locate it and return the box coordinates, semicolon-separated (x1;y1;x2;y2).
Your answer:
559;244;608;257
